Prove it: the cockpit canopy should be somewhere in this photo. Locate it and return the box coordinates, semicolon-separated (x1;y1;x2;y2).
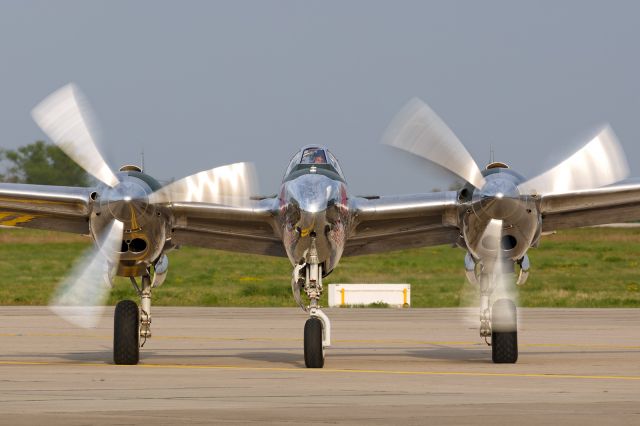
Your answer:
284;146;345;181
301;147;328;165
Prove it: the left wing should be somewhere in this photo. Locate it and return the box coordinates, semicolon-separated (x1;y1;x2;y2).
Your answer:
0;183;93;234
169;198;286;257
540;179;640;231
345;191;460;256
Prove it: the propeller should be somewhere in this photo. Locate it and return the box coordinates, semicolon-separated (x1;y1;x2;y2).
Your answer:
478;218;504;254
517;126;628;195
148;162;257;205
476;219;518;313
459;219;514;327
32;83;259;327
31;83;119;187
49;219;124;328
383;98;628;197
382;97;486;189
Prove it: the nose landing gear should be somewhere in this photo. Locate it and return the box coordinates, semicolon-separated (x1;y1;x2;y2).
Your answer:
291;237;331;368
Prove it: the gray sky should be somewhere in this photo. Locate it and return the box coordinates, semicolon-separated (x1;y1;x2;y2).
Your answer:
0;0;638;195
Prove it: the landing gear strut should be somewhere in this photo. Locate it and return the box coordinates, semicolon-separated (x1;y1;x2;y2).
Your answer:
476;262;519;364
291;236;331;368
113;256;168;365
113;274;153;365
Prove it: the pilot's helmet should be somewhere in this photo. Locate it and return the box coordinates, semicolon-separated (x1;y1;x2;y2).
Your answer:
302;148;326;164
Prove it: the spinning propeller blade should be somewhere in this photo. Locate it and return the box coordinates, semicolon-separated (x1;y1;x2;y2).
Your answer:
382;97;486;189
31;83;119;187
481;219;518;303
518;126;628;195
49;220;124;328
480;218;503;253
148;162;258;205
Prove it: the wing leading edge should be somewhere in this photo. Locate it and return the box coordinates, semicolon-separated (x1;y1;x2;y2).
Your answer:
539;179;640;231
345;191;460;256
169;198;285;257
0;183;92;234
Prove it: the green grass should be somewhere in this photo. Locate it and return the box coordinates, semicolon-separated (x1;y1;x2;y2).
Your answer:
0;227;639;307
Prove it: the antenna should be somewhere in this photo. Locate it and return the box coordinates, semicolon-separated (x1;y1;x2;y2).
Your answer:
490;145;495;163
140;147;145;172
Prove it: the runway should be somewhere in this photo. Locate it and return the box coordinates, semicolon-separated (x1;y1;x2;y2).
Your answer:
0;307;638;425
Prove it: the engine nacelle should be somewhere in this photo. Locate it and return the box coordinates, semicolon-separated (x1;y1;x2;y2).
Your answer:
460;166;541;263
89;170;171;277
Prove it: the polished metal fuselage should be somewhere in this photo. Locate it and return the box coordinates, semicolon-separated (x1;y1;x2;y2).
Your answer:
278;172;350;274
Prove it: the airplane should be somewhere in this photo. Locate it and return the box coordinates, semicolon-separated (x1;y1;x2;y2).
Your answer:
1;85;639;368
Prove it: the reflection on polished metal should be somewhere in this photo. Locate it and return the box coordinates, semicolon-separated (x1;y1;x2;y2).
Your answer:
103;180;149;225
151;254;169;288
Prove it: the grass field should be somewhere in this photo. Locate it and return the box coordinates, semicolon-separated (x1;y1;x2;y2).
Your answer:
0;227;638;307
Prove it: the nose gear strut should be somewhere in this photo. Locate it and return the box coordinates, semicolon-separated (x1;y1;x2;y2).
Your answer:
291;236;331;367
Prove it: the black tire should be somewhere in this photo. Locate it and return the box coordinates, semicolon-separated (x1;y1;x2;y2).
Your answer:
304;317;325;368
114;300;140;365
491;299;518;364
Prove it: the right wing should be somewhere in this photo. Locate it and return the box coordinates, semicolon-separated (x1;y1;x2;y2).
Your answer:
0;183;93;234
540;179;640;231
345;191;460;256
169;198;286;257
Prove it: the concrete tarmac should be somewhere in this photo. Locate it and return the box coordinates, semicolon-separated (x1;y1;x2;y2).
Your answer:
0;307;638;425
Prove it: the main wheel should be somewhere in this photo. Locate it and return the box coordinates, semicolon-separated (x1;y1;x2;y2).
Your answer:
491;298;518;364
304;317;325;368
114;300;140;365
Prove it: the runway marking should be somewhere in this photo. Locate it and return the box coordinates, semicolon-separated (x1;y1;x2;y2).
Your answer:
0;360;638;381
1;332;639;349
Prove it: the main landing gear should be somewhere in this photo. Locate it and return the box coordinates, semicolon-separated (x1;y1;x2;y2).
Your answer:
469;256;522;364
291;237;331;368
113;255;168;365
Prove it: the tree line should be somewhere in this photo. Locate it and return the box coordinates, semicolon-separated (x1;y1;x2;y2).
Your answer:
0;141;89;186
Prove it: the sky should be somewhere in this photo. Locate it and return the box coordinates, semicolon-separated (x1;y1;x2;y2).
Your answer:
0;0;638;195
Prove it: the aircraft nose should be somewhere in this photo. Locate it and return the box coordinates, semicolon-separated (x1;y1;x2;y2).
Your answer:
288;175;338;214
295;210;320;238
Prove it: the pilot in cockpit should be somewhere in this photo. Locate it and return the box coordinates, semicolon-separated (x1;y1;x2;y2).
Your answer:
301;148;327;165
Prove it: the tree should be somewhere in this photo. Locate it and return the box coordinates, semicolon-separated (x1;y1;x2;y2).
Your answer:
0;141;90;186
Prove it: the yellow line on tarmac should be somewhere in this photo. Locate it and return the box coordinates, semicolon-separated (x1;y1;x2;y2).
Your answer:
0;360;638;381
1;332;639;349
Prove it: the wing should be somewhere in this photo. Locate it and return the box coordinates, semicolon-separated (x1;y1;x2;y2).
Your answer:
169;198;285;256
344;191;460;256
540;179;640;231
0;183;93;234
